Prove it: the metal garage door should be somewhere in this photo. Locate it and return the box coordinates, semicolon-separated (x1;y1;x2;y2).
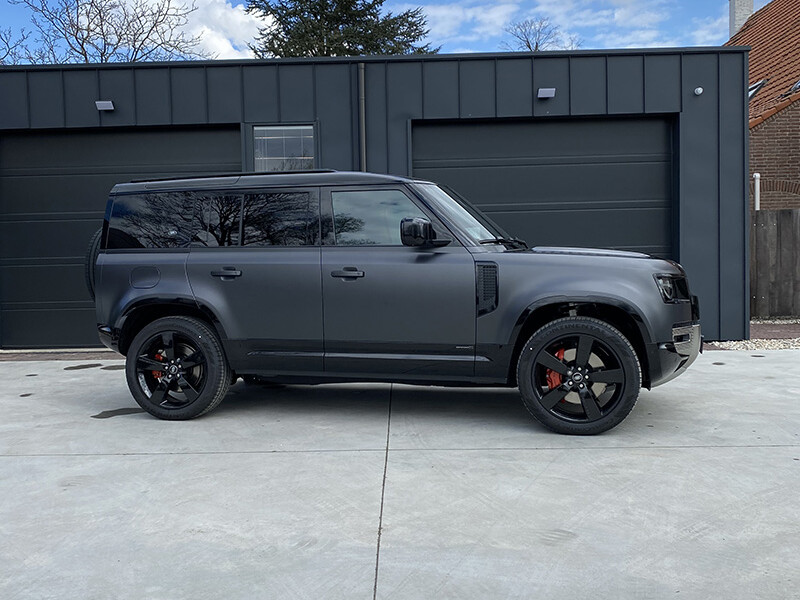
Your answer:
412;117;674;257
0;126;241;348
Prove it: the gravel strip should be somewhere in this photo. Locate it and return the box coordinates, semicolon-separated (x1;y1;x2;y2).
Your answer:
751;317;800;324
714;338;800;351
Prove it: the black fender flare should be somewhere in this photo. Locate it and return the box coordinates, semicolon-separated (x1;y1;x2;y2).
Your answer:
508;294;655;367
115;297;230;353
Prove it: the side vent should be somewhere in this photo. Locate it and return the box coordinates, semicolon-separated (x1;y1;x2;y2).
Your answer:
476;262;498;316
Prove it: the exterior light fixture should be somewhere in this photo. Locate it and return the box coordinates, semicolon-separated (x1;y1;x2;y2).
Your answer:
95;100;115;111
693;87;704;96
537;88;556;99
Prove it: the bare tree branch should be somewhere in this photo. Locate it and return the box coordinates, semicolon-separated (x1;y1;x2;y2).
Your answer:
500;17;582;52
10;0;215;63
563;33;583;51
0;28;30;64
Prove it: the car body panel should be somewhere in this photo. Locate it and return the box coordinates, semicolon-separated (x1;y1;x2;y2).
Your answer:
186;246;324;375
321;244;477;378
96;250;194;333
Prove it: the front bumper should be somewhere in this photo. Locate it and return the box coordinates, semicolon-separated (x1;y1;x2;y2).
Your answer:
647;322;702;388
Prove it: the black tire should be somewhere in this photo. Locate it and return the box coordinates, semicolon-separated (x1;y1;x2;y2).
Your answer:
84;228;103;301
125;316;231;420
517;317;641;435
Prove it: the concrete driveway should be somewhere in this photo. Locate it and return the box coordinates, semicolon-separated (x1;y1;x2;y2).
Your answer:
1;351;799;599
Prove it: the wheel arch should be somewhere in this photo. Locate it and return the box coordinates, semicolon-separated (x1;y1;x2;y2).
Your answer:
508;297;654;388
116;299;228;356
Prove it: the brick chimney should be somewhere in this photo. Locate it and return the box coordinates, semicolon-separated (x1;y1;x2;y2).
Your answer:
730;0;754;37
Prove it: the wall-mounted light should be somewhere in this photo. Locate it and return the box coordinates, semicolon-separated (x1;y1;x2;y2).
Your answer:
694;87;704;96
95;100;115;111
537;88;556;99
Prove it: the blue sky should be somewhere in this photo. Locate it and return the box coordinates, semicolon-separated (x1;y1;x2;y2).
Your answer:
0;0;772;59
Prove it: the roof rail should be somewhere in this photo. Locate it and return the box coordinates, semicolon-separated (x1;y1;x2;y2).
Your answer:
129;169;337;183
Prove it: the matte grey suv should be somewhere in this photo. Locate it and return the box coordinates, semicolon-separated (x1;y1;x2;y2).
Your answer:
91;171;701;434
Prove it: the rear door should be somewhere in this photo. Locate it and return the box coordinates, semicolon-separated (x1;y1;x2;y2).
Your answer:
186;188;323;374
321;185;476;379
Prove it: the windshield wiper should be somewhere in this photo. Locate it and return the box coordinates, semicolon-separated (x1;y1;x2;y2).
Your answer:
478;237;528;250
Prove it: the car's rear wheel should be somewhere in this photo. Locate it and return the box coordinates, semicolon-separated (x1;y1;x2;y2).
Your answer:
517;316;641;435
125;316;231;420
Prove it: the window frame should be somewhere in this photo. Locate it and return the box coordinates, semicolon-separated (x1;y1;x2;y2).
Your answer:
245;123;319;173
320;184;458;248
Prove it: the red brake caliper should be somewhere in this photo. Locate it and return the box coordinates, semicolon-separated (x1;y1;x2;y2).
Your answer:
546;348;566;390
152;352;164;379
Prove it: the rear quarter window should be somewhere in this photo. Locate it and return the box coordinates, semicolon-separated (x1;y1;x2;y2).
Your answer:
107;193;200;249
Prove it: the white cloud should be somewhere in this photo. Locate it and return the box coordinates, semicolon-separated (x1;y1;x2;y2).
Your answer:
404;2;519;45
533;0;670;32
609;0;668;29
592;27;679;49
184;0;265;59
532;0;612;29
689;3;728;46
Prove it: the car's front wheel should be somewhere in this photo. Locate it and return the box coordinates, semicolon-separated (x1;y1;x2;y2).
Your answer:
125;316;231;420
517;316;641;435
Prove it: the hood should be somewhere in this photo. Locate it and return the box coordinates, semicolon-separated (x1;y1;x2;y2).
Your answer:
530;246;651;259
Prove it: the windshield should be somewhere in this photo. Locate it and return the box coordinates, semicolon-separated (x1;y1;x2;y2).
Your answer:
411;183;508;244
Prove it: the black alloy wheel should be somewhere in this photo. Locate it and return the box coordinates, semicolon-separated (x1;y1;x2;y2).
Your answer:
125;316;231;420
135;332;207;408
518;317;641;435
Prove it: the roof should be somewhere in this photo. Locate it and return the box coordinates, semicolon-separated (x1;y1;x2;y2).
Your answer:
0;47;747;74
112;170;417;194
726;0;800;125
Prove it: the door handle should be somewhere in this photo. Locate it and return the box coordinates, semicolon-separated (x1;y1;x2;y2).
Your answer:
331;267;365;279
211;267;242;279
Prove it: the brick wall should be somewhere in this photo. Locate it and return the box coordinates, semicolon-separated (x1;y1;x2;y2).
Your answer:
750;99;800;210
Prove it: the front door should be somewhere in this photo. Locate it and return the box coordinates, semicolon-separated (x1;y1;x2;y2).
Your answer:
321;186;476;379
186;188;323;375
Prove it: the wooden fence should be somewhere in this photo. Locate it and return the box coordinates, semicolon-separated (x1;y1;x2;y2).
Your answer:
750;209;800;317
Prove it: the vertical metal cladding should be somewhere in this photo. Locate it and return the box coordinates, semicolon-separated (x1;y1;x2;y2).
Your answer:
0;48;748;345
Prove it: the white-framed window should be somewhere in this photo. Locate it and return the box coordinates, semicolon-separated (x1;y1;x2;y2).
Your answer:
253;125;315;172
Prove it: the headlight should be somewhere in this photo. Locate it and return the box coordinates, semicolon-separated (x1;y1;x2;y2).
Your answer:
654;274;690;303
655;275;674;301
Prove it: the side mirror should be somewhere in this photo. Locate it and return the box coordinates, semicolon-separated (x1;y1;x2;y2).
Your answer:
400;217;451;247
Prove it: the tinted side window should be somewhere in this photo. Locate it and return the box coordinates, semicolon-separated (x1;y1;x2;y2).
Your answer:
107;193;199;249
331;190;427;246
194;193;242;247
242;191;319;246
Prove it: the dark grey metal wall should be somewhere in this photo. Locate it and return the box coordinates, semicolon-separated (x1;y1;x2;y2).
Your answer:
0;126;241;347
412;117;674;258
0;63;360;170
0;48;749;345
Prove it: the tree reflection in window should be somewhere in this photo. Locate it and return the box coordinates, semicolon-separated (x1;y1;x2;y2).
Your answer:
108;193;198;249
241;192;320;246
195;193;241;247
